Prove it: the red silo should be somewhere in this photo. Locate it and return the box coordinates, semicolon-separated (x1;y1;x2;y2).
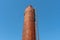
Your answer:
22;5;36;40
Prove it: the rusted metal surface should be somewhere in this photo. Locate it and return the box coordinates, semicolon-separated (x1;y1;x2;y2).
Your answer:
22;5;36;40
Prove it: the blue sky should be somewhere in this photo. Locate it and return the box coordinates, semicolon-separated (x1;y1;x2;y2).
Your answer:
0;0;60;40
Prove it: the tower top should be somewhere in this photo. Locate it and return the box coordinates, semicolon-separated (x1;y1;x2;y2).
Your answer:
27;5;32;8
25;5;34;12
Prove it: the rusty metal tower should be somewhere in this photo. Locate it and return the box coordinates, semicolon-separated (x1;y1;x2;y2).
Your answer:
22;5;36;40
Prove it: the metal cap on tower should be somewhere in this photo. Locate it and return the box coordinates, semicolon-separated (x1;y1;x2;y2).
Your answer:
25;5;34;12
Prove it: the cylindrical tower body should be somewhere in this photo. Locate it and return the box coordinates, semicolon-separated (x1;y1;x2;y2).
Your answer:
22;5;36;40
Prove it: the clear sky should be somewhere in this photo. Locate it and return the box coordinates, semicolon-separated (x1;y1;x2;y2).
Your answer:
0;0;60;40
